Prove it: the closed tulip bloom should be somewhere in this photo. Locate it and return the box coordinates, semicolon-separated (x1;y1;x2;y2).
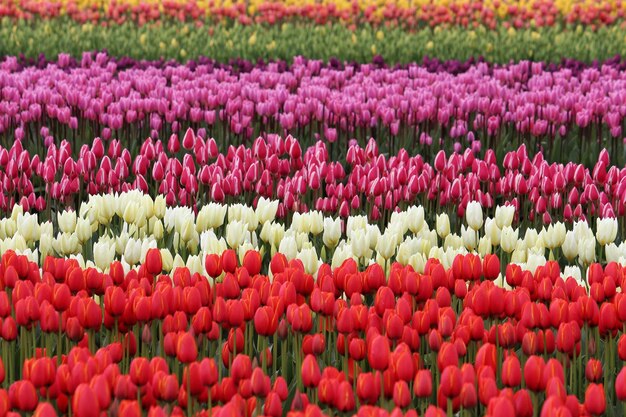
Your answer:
205;253;222;279
436;213;450;239
596;217;618;246
93;240;116;271
500;226;518;253
488;397;515;416
616;367;626;401
585;383;606;415
414;369;432;398
393;380;411;408
440;366;462;398
72;383;99;417
33;402;57;417
357;372;379;404
368;335;390;370
501;355;522;387
459;382;477;408
562;231;578;262
323;217;342;249
585;359;603;382
145;248;162;275
231;354;252;382
57;210;77;234
242;250;262;276
465;201;483;231
495;205;515;229
335;380;355;412
524;355;545;392
176;332;197;364
302;354;321;388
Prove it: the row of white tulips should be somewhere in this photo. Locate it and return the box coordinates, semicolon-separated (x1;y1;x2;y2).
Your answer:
0;192;623;287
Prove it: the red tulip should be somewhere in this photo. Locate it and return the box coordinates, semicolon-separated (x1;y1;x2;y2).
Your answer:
483;254;500;280
368;335;390;370
413;369;432;397
243;250;262;276
440;366;462;398
584;383;606;415
231;354;252;382
205;254;222;278
118;400;141;417
9;380;37;411
250;368;270;398
585;359;603;382
437;342;459;372
130;357;152;386
501;355;522;387
357;372;379;404
145;248;162;275
176;332;198;364
221;250;238;274
264;392;282;417
392;380;411;408
302;355;321;388
488;396;515;416
514;389;533;417
616;367;626;401
335;380;355;412
72;383;99;417
33;402;58;417
459;382;477;408
524;355;545;392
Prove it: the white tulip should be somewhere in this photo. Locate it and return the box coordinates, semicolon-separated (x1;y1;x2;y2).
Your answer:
93;240;116;271
407;206;425;234
351;228;369;259
596;217;618;246
123;238;142;265
298;247;320;275
17;212;40;242
278;235;298;260
495;205;515;229
465;201;483;230
226;220;247;248
323;217;342;248
562;231;578;262
501;226;519;253
484;218;501;246
256;197;279;224
308;211;324;236
57;210;76;233
376;231;397;260
578;237;596;266
461;225;477;251
75;218;92;243
436;213;450;239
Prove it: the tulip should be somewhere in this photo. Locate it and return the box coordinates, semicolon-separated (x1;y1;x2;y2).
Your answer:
596;217;618;246
72;383;99;417
145;248;162;275
465;201;483;231
584;383;606;415
414;369;433;398
176;332;198;364
301;355;321;388
368;335;390;371
616;367;626;401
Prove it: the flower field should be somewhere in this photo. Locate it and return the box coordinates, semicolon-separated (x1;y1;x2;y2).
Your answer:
3;1;626;417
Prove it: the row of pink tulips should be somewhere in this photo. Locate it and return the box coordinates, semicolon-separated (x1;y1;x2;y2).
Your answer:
1;53;626;164
2;132;625;234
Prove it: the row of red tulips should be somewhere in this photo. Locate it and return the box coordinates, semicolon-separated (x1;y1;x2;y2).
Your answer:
0;247;625;415
3;133;626;234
